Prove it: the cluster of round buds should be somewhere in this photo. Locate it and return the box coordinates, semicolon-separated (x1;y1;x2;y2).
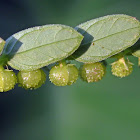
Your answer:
49;62;79;86
111;57;133;78
0;66;46;92
80;62;106;83
0;56;135;92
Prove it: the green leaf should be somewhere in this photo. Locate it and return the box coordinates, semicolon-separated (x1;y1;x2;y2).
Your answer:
0;38;5;54
2;24;83;71
132;43;140;57
133;50;140;57
73;14;140;63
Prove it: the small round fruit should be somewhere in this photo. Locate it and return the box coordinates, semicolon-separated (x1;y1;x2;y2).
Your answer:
17;69;46;89
35;69;47;89
67;64;79;85
80;62;105;83
0;66;17;92
49;62;78;86
111;57;133;78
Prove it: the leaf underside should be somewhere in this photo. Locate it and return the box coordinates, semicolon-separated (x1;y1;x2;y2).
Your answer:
3;24;83;71
132;42;140;57
73;14;140;63
0;38;5;55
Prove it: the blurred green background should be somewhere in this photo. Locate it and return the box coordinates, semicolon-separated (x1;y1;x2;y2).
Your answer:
0;0;140;140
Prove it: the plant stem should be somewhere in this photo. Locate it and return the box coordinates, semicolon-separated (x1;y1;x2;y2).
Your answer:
0;54;9;66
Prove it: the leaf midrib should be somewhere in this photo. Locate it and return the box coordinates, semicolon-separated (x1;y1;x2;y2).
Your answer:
81;26;140;46
11;37;80;55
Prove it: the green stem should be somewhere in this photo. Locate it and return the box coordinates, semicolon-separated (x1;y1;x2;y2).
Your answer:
0;54;9;66
58;60;67;67
43;66;50;72
0;65;4;71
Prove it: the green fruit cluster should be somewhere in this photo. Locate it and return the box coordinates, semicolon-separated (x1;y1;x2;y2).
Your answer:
0;66;46;92
0;57;135;92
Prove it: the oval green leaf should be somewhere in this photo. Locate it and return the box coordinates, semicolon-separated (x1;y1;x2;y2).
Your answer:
132;43;140;57
2;24;83;71
0;38;5;54
133;50;140;57
73;14;140;63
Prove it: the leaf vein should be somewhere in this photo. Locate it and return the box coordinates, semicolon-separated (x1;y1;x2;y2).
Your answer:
81;26;139;46
16;37;79;55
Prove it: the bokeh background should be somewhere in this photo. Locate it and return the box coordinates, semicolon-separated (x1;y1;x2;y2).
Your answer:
0;0;140;140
